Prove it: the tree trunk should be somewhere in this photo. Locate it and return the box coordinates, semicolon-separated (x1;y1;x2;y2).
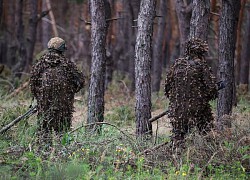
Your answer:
152;0;166;93
112;1;128;76
240;4;250;88
217;0;240;130
135;0;155;138
26;0;38;72
235;0;247;85
87;0;108;132
128;0;140;92
0;0;3;29
104;0;113;89
42;0;50;48
46;0;58;37
189;0;210;40
175;0;192;56
13;0;27;77
168;0;180;65
0;0;6;65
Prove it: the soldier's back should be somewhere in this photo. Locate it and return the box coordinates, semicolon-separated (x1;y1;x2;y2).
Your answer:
168;57;208;116
33;52;75;132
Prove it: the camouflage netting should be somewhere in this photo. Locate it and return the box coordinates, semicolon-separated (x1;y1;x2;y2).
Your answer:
165;38;218;140
30;42;84;135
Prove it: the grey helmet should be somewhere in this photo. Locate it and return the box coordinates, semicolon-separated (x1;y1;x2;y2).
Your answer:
47;37;67;52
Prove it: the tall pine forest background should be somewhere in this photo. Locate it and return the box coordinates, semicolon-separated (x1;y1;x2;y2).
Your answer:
0;0;250;179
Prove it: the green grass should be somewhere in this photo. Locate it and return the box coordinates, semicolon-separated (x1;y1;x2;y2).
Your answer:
0;83;249;179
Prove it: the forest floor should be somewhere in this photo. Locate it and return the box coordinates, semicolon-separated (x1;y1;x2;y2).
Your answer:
0;80;250;179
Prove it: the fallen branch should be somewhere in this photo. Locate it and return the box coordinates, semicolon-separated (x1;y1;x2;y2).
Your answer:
68;121;138;151
197;151;218;179
139;141;169;156
0;79;15;90
149;110;168;123
69;121;133;141
0;106;37;134
6;81;29;99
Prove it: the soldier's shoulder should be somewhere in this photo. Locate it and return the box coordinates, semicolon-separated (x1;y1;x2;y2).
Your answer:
34;50;49;63
172;57;188;67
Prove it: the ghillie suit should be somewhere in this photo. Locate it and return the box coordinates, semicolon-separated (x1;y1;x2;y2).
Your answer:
165;38;218;142
30;37;84;135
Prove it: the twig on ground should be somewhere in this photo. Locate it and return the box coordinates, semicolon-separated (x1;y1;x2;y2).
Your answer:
0;79;15;90
197;151;218;179
118;80;130;94
68;122;135;143
149;110;168;123
0;106;37;134
6;81;29;99
138;141;169;156
154;120;159;145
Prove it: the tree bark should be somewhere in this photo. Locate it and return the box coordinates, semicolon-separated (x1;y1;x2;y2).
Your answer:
0;0;6;65
46;0;58;36
42;0;50;48
240;4;250;88
217;0;240;130
235;0;247;85
175;0;192;56
135;0;155;138
87;0;108;132
103;1;112;89
13;0;27;77
0;0;3;29
189;0;210;40
26;0;38;72
152;0;166;93
128;0;140;92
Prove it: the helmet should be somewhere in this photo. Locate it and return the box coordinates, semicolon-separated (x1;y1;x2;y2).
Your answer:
47;37;67;52
184;37;208;56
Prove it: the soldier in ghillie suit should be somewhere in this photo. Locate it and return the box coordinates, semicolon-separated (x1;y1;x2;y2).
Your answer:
165;38;220;144
30;37;84;135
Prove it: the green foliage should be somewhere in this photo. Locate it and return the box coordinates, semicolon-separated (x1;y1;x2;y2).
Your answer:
1;82;250;179
105;105;135;126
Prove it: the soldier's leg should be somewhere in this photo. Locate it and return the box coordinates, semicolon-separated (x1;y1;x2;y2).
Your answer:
196;106;214;134
171;117;188;141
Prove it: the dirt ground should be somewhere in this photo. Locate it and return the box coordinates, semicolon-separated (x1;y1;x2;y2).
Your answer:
72;102;172;137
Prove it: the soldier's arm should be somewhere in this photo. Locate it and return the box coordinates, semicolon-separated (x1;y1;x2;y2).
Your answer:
201;62;218;100
30;61;43;98
67;60;85;93
165;66;174;98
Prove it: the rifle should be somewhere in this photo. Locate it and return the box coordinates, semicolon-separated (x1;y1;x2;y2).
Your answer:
0;105;37;134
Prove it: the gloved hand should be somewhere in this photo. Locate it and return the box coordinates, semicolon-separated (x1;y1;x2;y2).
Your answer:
217;80;226;90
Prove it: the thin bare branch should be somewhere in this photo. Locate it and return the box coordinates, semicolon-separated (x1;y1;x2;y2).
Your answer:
37;9;50;21
106;17;124;22
42;18;66;33
46;0;58;36
149;110;168;123
69;122;134;141
210;11;220;16
0;106;37;134
79;17;91;25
